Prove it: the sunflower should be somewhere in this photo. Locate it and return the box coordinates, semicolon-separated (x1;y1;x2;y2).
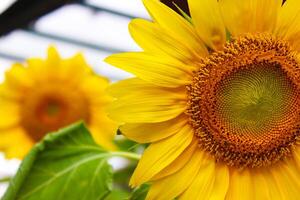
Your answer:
106;0;300;199
0;47;117;158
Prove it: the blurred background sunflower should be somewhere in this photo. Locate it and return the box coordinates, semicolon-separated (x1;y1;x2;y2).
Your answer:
0;46;118;158
0;0;162;197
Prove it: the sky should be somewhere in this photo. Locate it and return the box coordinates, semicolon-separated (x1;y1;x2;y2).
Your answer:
0;0;150;82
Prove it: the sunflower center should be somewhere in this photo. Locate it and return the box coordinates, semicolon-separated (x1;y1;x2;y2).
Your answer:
21;84;90;141
217;64;295;136
45;100;61;116
187;34;300;168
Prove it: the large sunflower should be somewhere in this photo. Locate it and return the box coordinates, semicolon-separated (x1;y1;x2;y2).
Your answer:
0;47;117;158
106;0;300;199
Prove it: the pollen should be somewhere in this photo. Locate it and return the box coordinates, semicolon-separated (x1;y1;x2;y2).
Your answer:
187;34;300;168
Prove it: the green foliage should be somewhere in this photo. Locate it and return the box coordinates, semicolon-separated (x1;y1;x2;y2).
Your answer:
2;122;113;200
115;136;141;153
105;189;130;200
2;122;149;200
129;184;150;200
113;163;136;189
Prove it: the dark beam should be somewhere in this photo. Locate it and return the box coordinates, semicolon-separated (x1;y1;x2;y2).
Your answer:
23;28;126;53
79;1;140;19
0;52;24;61
0;0;77;37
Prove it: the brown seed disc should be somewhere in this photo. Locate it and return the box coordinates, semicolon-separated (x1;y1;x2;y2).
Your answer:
187;34;300;168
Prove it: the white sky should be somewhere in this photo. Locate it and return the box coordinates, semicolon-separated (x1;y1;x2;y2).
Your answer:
0;0;16;14
0;1;150;82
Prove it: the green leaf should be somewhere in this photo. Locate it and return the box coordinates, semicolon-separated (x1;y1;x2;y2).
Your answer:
173;3;192;24
116;130;148;153
115;136;146;153
115;137;139;152
113;163;136;189
129;184;150;200
105;189;130;200
2;122;113;200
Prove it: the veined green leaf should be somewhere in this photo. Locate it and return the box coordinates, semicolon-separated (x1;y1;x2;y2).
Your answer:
2;122;113;200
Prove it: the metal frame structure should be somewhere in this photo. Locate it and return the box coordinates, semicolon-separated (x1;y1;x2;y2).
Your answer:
0;0;140;61
0;0;189;62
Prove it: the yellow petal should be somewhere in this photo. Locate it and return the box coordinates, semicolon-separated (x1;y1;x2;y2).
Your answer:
219;0;282;36
47;46;61;66
151;140;198;180
105;52;192;88
80;76;111;105
5;141;33;159
120;114;188;143
108;86;186;123
108;77;186;99
188;0;226;50
179;157;215;200
282;160;300;195
45;47;64;79
293;146;300;169
5;63;33;90
89;124;117;151
108;78;157;98
88;106;118;151
275;0;300;51
0;128;21;147
225;169;253;200
269;160;300;199
0;100;20;128
130;125;194;187
208;164;229;200
60;53;92;82
129;19;200;61
179;161;229;200
27;58;47;82
0;82;22;100
146;149;211;200
263;168;285;200
0;127;34;159
142;0;208;57
251;170;271;200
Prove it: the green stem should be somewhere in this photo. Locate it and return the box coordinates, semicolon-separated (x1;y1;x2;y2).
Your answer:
110;151;141;161
0;177;11;183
